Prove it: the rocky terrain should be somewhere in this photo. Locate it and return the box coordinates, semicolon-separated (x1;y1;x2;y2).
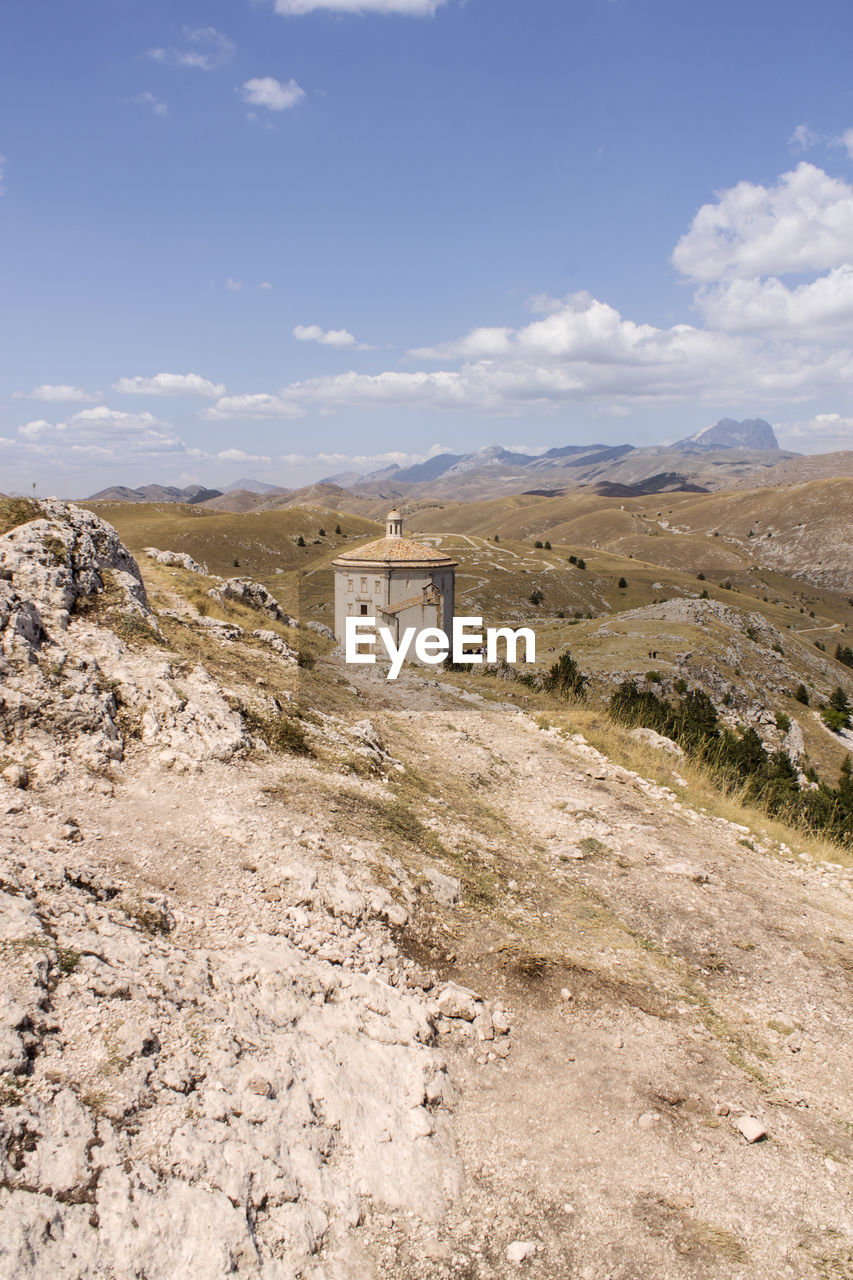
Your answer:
2;500;853;1279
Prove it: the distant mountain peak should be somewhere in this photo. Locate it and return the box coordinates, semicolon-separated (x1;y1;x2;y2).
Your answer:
673;417;779;452
223;478;284;495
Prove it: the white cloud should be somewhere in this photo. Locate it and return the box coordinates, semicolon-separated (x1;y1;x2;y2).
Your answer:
789;124;819;152
839;129;853;162
226;277;242;291
696;264;853;333
293;323;373;350
13;384;102;403
777;412;853;449
15;408;189;461
217;449;272;463
673;162;853;282
148;27;235;71
132;91;168;117
113;372;226;398
279;447;444;471
240;77;305;112
274;0;446;12
259;281;273;290
203;393;305;420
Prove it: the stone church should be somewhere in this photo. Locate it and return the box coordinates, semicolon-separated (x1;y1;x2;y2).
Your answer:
332;511;456;644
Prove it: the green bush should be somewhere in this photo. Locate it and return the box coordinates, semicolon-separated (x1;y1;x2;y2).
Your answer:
610;679;852;847
543;650;587;701
794;684;810;705
617;577;628;589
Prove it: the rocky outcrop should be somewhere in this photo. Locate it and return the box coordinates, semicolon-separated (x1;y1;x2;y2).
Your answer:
0;498;149;635
0;502;250;780
0;768;507;1278
144;547;208;575
208;578;298;628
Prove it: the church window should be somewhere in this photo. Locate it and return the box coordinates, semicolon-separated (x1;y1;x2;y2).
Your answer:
359;603;368;616
347;579;353;592
360;577;367;591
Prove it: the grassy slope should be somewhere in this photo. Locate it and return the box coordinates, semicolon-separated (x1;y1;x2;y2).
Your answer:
80;494;853;784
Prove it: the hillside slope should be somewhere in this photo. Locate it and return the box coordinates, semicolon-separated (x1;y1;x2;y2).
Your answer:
1;501;853;1278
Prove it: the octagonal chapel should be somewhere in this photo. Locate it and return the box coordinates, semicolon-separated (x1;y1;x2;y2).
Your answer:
332;511;456;644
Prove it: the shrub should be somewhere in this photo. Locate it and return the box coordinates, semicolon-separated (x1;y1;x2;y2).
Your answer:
529;589;544;606
610;679;852;846
335;524;342;535
568;554;577;566
544;540;552;550
700;589;710;599
233;559;240;568
296;535;306;548
696;572;706;581
268;714;312;755
617;577;627;589
494;533;500;542
576;558;586;570
646;670;663;683
721;580;732;590
534;539;543;549
318;527;326;537
828;686;852;724
822;706;850;733
543;650;587;700
794;684;810;705
775;711;791;733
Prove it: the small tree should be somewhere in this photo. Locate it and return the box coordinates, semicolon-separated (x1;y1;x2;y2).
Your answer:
835;643;853;669
576;557;586;570
822;686;852;731
494;533;500;542
534;540;544;549
617;576;628;589
544;540;552;550
794;683;810;706
335;524;342;535
529;588;544;606
568;554;577;566
296;535;306;548
318;527;326;537
543;650;587;700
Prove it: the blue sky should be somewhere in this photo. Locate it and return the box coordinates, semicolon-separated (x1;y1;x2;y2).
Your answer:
3;0;853;495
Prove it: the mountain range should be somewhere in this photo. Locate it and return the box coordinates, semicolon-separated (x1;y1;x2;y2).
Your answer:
85;419;853;509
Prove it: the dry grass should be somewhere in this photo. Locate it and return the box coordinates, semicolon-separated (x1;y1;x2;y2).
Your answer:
0;496;41;537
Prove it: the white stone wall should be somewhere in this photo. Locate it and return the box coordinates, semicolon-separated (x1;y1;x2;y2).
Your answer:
334;565;455;651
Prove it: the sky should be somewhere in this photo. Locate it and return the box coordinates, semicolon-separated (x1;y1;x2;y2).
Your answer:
2;0;853;496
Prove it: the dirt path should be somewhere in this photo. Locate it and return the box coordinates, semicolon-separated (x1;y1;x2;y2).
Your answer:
345;667;853;1278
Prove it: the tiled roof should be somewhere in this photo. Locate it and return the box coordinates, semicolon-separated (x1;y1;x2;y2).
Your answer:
379;594;433;616
333;536;456;565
